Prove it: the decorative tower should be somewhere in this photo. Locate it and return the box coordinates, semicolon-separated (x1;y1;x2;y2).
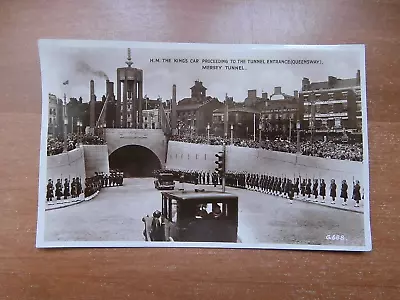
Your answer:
116;48;144;128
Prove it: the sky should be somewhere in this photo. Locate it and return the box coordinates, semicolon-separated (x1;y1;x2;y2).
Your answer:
39;41;363;102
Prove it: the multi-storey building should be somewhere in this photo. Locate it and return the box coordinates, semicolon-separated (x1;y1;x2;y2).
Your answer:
261;87;299;138
299;70;361;132
176;80;222;134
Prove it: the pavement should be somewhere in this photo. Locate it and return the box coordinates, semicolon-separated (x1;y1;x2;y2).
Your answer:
44;178;365;247
45;191;99;211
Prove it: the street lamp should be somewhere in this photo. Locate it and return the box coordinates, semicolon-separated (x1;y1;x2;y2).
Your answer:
289;117;292;141
258;118;263;145
207;123;210;144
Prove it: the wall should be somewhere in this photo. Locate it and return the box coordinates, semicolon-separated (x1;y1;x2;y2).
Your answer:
105;128;167;166
166;141;364;186
46;147;86;186
83;145;110;177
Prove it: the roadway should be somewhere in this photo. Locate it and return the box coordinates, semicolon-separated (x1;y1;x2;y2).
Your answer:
44;178;365;246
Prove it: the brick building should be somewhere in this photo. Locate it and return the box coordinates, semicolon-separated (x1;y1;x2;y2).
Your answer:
261;87;300;139
176;80;222;134
299;70;361;132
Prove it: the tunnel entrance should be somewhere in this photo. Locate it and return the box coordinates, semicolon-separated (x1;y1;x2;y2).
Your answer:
109;145;161;177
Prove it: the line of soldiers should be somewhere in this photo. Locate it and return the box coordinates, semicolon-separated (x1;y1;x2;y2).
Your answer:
243;174;363;207
46;171;124;202
46;177;83;202
165;169;363;208
84;171;124;197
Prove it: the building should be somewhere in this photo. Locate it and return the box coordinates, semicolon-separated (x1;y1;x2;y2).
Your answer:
261;87;300;139
176;80;222;134
212;105;260;138
299;70;361;132
243;89;268;109
142;109;160;129
48;94;62;137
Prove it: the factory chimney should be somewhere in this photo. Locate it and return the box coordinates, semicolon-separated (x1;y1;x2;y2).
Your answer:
90;80;95;129
171;84;177;134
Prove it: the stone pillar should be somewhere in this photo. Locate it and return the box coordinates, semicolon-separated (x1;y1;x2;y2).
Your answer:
90;80;95;128
132;81;137;128
122;75;128;128
138;77;143;129
116;73;121;128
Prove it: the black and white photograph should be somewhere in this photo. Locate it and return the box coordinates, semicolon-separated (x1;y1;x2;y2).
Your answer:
36;40;371;251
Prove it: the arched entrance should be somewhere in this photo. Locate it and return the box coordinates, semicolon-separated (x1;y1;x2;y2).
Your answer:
109;145;161;177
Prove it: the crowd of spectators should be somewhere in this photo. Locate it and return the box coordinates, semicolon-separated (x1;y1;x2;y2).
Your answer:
169;134;363;162
47;134;106;156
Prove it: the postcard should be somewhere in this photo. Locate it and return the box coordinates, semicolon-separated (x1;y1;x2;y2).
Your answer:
36;39;371;251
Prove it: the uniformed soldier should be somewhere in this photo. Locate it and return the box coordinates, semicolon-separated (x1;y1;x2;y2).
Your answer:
55;179;62;200
330;179;337;204
71;178;77;198
63;178;70;200
319;179;326;203
306;179;312;201
46;179;54;202
287;179;294;204
301;179;306;198
282;178;288;198
294;178;300;198
207;171;210;185
352;180;361;207
340;180;348;206
312;179;319;202
76;177;82;197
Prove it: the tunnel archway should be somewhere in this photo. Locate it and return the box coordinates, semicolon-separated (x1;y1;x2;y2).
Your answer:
109;145;161;177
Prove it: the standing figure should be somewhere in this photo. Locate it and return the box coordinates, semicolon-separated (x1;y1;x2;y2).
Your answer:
301;179;306;198
207;172;210;185
341;180;348;206
70;178;77;198
55;179;62;200
319;179;326;203
312;179;319;202
76;177;82;197
306;179;312;200
63;178;70;200
352;180;362;207
287;179;294;204
46;179;54;202
294;178;300;198
330;179;337;204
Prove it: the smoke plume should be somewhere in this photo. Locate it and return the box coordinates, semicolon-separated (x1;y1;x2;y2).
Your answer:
76;61;109;80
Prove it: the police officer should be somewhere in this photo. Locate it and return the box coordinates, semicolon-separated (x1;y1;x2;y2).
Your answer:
71;178;77;198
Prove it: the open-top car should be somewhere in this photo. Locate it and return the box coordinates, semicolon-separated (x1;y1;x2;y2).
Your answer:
154;172;175;190
142;190;239;243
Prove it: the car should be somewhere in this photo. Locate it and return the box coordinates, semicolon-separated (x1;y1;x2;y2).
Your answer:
154;172;175;190
142;190;239;243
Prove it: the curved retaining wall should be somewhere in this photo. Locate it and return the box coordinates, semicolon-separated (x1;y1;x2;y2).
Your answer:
46;147;87;186
83;145;110;177
166;141;364;186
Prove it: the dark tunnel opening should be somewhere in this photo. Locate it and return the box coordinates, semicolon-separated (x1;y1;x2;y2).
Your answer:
109;145;161;178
